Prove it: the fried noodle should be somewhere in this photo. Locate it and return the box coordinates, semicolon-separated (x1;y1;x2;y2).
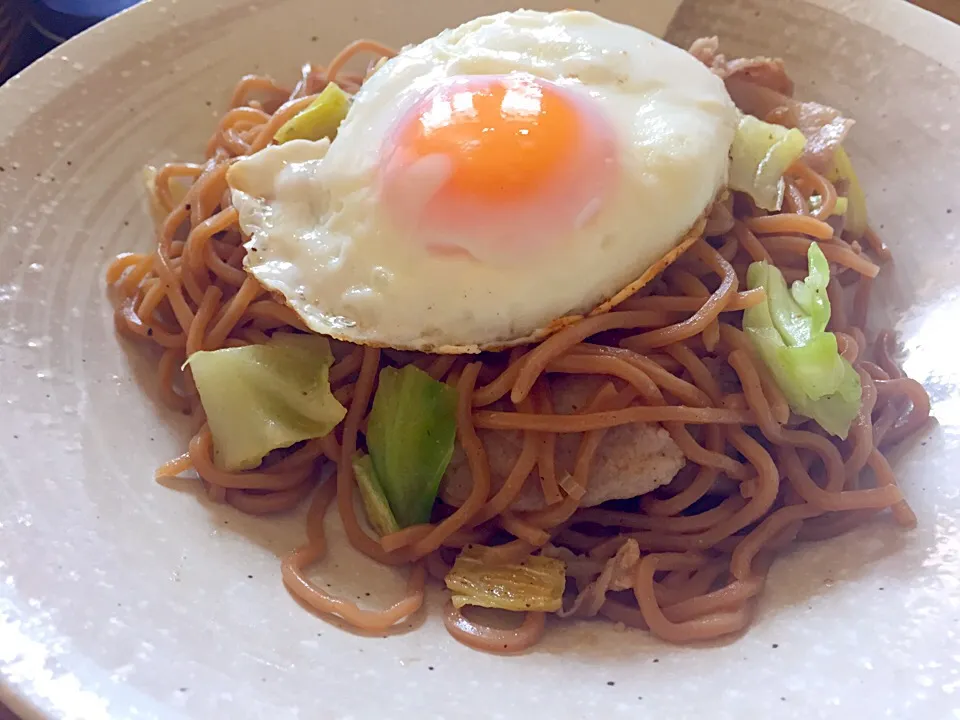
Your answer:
106;39;930;652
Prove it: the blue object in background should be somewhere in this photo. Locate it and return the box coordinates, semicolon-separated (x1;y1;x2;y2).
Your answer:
30;0;140;40
1;0;140;82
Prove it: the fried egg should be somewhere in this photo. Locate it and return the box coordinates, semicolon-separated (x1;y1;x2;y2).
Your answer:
228;9;738;352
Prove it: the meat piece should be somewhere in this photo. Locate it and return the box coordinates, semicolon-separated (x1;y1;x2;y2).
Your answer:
689;37;852;174
688;36;794;96
726;78;853;174
440;376;685;512
557;539;642;618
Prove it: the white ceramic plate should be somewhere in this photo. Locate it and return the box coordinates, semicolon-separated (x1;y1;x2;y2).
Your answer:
2;1;959;718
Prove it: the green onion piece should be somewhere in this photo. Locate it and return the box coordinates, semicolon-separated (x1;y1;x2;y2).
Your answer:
743;244;862;438
366;365;458;528
273;82;350;144
729;114;807;211
186;333;346;471
445;546;566;612
352;453;401;537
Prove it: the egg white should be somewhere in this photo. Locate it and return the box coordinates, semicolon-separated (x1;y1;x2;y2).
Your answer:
228;9;738;352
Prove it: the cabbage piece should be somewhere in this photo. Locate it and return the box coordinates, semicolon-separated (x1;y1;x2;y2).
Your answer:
367;56;389;79
827;146;868;237
445;546;566;612
187;333;346;471
274;82;350;144
366;365;458;528
743;244;862;438
143;165;191;227
728;114;807;211
809;195;848;216
352;453;400;537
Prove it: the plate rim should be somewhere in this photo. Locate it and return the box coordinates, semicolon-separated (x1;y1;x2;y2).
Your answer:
2;0;959;718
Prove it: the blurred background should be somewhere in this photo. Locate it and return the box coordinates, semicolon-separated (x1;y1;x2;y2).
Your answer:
1;0;139;83
1;0;959;85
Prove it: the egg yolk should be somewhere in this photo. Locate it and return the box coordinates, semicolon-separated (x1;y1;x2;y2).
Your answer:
379;73;618;262
397;74;580;200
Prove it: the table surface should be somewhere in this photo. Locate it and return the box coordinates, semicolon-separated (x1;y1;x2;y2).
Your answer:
1;1;957;718
913;0;960;22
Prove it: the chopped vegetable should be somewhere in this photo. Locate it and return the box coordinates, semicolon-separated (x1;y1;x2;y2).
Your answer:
366;365;458;527
728;114;807;211
445;546;566;612
367;56;389;79
273;82;350;144
143;165;190;227
743;244;862;438
187;333;346;471
809;195;848;216
827;146;868;237
352;453;400;536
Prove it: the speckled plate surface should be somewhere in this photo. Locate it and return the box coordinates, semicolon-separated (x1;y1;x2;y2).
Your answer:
1;0;959;718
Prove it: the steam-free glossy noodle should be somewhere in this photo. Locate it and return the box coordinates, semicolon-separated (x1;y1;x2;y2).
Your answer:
107;30;931;652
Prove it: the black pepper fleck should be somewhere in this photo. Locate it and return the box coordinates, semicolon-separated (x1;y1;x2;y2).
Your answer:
247;574;254;579
606;681;615;687
428;666;435;671
205;100;213;107
652;658;659;663
948;208;953;214
13;434;19;439
66;161;72;167
311;35;318;42
179;687;188;693
781;697;786;702
123;220;130;227
878;587;884;591
772;643;779;649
